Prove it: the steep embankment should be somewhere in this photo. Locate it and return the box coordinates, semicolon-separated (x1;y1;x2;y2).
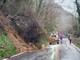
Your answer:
0;9;44;53
0;11;27;52
0;0;47;53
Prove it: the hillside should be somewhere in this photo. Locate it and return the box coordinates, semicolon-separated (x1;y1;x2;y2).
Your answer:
0;12;38;52
49;3;77;33
0;0;78;58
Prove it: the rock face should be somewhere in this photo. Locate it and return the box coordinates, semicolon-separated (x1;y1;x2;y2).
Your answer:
0;0;46;52
11;9;41;44
0;9;42;52
0;0;43;43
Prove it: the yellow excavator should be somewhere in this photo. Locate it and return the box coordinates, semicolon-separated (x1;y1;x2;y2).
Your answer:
49;33;59;44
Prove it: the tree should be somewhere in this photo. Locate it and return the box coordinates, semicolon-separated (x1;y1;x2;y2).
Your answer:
73;0;80;37
36;0;43;13
75;0;80;24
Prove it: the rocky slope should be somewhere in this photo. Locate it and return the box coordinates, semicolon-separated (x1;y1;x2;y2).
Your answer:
0;0;47;53
0;9;43;53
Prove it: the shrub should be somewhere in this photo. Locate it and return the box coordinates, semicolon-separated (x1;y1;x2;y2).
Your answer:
0;34;16;58
73;24;80;37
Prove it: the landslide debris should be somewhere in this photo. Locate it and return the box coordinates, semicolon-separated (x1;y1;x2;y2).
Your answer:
0;9;44;53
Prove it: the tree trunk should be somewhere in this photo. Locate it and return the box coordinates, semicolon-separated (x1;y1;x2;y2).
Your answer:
75;0;80;24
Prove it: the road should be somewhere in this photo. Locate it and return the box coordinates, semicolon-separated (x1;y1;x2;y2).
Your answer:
60;38;80;60
3;38;80;60
11;44;60;60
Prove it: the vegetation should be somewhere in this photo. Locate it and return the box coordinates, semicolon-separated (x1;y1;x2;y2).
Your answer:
0;0;55;53
0;34;16;58
73;37;80;48
73;0;80;47
73;24;80;37
73;0;80;37
75;0;80;24
0;0;77;57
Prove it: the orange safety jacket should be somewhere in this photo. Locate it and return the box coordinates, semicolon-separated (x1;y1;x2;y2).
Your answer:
68;36;72;40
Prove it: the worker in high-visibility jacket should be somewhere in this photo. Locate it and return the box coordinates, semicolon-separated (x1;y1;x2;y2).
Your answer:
68;36;72;44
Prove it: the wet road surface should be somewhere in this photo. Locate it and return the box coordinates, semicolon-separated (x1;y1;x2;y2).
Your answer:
60;38;80;60
11;45;60;60
4;38;80;60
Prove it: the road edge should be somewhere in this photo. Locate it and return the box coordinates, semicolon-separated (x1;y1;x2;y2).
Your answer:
72;43;80;53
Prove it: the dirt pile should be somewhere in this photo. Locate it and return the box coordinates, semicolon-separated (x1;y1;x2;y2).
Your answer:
0;10;42;53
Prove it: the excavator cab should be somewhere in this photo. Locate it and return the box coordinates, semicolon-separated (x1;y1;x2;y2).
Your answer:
49;33;59;44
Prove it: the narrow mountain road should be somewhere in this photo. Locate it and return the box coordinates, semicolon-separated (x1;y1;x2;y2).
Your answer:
60;38;80;60
11;45;60;60
6;38;80;60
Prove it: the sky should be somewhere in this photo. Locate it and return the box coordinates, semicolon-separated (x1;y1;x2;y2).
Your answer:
54;0;78;17
78;0;80;4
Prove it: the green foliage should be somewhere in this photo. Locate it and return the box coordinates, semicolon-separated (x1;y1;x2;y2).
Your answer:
0;0;3;8
41;27;48;34
76;37;80;48
0;34;16;58
73;24;80;37
38;37;48;48
75;0;80;24
36;0;43;13
44;24;56;32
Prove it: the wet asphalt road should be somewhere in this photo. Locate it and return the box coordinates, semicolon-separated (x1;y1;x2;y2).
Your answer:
4;38;80;60
60;38;80;60
11;45;60;60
